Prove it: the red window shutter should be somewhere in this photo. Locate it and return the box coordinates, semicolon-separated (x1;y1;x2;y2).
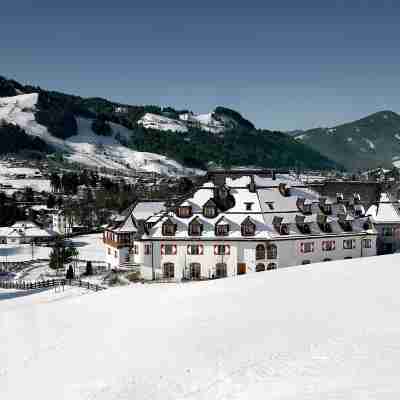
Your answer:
332;241;336;250
173;245;177;255
300;243;304;253
199;245;204;255
187;245;191;255
214;245;218;255
161;244;165;255
225;245;230;255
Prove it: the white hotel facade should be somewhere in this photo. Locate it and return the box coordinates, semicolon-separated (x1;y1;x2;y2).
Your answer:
104;172;377;280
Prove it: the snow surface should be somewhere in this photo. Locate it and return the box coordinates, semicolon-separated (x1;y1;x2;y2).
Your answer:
0;94;200;176
2;255;400;399
138;113;188;133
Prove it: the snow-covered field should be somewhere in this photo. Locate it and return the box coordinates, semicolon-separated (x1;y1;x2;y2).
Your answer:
1;254;400;399
0;94;200;176
0;161;51;193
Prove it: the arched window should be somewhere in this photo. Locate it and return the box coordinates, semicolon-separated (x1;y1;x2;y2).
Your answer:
189;263;201;280
163;262;174;279
256;244;265;260
267;244;277;259
215;263;227;278
256;263;266;272
267;263;277;270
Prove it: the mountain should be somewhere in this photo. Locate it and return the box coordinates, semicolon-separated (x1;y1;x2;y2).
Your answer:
0;76;340;173
294;111;400;171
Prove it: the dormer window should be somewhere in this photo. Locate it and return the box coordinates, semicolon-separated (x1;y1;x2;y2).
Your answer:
317;214;332;233
279;183;291;197
215;216;230;236
203;199;217;218
338;214;352;232
162;218;177;236
245;202;253;211
241;217;256;236
177;206;192;218
296;197;312;214
188;217;203;236
272;216;289;235
296;215;311;234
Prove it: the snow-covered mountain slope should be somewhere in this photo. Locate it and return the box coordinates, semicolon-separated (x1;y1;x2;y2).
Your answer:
179;112;227;133
138;112;188;133
0;94;199;176
138;109;251;134
2;255;400;399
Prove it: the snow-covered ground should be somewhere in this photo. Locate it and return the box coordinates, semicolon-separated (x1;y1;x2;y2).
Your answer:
0;161;51;193
1;254;400;399
138;112;188;133
0;94;201;176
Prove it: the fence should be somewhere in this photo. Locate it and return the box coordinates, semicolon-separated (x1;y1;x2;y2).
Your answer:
0;278;106;292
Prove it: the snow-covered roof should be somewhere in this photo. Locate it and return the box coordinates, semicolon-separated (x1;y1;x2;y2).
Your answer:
367;193;400;224
147;175;375;240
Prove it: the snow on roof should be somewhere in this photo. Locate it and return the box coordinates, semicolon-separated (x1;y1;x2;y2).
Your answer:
2;255;400;399
367;193;400;223
132;201;166;221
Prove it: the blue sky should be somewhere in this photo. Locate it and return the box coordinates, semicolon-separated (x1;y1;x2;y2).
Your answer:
1;0;399;130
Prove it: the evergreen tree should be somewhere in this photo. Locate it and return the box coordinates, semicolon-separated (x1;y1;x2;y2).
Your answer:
85;261;93;276
66;265;74;280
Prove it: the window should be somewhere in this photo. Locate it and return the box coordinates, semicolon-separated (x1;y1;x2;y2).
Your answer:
144;244;151;255
267;244;277;259
267;263;277;270
177;206;192;218
203;206;216;218
298;223;311;234
383;227;393;237
256;263;266;272
300;242;314;253
203;200;217;218
241;217;256;236
362;239;372;248
188;219;203;236
114;250;118;258
132;244;139;254
214;244;230;255
187;244;203;255
322;240;336;251
163;263;174;279
215;263;227;278
107;247;111;255
189;263;201;280
343;239;355;250
162;244;177;255
301;260;311;265
215;224;229;236
162;219;177;236
256;244;265;260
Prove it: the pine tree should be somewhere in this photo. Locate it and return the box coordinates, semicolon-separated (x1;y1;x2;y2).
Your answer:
85;261;93;276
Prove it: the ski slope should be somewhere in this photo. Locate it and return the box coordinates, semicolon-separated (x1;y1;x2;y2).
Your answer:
1;255;400;399
0;94;199;176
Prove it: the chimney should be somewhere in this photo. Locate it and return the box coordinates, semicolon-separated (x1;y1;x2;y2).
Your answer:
248;175;256;193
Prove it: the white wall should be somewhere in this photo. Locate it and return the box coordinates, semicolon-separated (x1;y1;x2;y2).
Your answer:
133;234;377;280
